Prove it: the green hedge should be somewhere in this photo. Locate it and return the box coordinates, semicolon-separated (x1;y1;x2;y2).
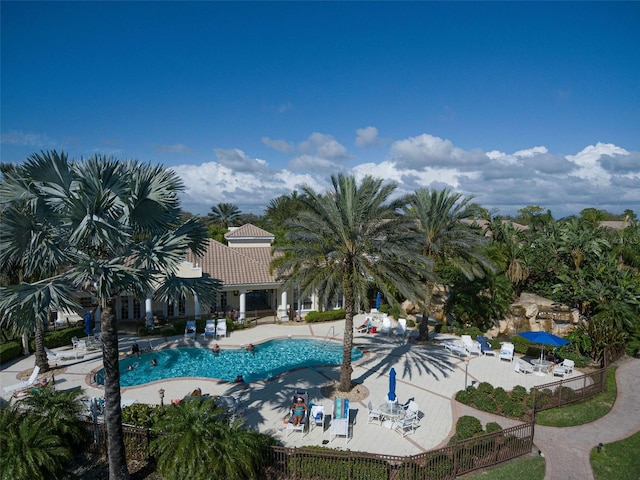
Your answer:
0;341;22;364
304;310;346;323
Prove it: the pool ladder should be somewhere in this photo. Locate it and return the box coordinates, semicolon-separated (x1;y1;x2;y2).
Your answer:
322;326;337;345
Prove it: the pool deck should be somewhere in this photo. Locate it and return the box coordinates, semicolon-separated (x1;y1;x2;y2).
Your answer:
0;315;579;457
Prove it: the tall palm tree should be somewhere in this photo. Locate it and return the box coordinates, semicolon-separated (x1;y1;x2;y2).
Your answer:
207;202;242;229
272;174;432;392
404;189;493;339
151;399;273;480
0;151;219;479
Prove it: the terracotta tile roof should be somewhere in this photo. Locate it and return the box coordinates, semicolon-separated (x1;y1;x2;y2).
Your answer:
225;224;275;240
185;239;279;288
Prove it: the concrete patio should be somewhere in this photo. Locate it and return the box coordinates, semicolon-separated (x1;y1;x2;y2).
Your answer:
0;315;580;457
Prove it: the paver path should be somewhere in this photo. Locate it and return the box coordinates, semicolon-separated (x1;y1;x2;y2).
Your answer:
535;356;640;480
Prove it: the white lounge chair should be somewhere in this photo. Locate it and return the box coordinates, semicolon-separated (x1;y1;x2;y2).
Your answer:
215;319;227;339
499;342;514;362
3;366;41;394
553;359;575;377
515;361;533;375
310;404;325;430
184;320;196;340
203;319;216;338
380;315;392;335
395;318;407;338
461;335;482;356
444;340;469;358
45;347;80;365
286;391;309;437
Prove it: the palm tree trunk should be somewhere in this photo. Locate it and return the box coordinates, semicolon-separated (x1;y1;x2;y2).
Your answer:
101;301;130;480
418;281;434;340
34;317;50;373
339;287;355;392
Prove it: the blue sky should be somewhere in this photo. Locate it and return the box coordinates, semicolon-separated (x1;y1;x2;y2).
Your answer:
2;1;639;218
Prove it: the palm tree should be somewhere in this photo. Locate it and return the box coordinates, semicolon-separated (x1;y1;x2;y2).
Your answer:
0;151;220;479
151;399;273;480
0;403;72;479
404;188;493;339
207;202;242;229
272;174;432;392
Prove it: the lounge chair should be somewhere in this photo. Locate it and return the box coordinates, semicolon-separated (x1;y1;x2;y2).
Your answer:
499;342;514;362
184;320;196;340
367;401;384;425
356;317;373;333
444;340;469;358
553;359;575;377
203;319;216;338
380;315;392;335
45;347;80;365
3;366;41;394
330;397;350;443
215;318;227;339
71;336;86;352
476;336;496;356
286;391;309;437
215;395;240;421
515;361;533;375
461;335;482;356
310;404;325;430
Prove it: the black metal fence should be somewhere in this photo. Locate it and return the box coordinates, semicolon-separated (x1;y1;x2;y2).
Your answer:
531;367;607;412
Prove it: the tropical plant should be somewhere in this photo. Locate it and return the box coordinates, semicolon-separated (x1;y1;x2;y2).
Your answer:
207;202;242;229
404;188;493;339
0;403;72;479
151;398;273;480
0;151;220;479
272;174;432;391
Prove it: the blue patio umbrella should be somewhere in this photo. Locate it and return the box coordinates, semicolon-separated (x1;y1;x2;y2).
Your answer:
388;367;397;402
375;292;382;310
84;311;93;337
517;331;569;361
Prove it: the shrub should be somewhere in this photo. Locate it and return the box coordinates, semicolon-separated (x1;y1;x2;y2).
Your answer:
0;341;22;364
406;319;416;328
304;310;346;323
423;453;454;478
477;382;494;395
501;399;526;418
454;415;483;441
485;421;503;434
455;389;475;405
493;387;509;405
511;385;527;401
122;403;165;428
474;393;498;413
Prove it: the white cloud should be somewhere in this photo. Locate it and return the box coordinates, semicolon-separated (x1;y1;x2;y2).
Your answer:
289;154;343;174
1;130;52;147
355;126;380;147
298;132;348;160
389;134;487;169
566;142;625;186
213;148;268;172
278;101;293;113
262;137;294;154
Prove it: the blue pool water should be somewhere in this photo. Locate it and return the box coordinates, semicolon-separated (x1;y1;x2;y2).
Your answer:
96;338;363;386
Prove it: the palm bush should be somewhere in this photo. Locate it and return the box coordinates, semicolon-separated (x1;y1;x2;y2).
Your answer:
151;398;274;479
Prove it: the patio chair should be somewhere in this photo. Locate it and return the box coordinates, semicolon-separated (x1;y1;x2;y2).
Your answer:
499;342;514;362
392;416;418;437
215;318;228;339
3;366;41;394
184;320;196;340
515;361;534;375
330;397;350;443
404;400;420;421
367;401;384;425
310;404;325;430
476;336;496;356
553;359;575;377
71;336;86;352
461;335;482;356
203;319;216;338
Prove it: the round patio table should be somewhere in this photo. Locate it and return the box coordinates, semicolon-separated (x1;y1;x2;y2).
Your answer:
378;402;405;428
530;359;552;375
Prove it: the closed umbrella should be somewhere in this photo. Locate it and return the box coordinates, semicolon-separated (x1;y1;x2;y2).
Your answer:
517;331;569;361
375;292;382;310
388;367;397;402
84;311;93;337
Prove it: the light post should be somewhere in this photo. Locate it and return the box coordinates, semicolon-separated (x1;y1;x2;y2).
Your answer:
464;357;470;389
158;388;165;408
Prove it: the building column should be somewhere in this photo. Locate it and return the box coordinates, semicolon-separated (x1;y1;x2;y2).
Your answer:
238;290;247;322
194;293;201;320
145;295;153;327
279;290;289;321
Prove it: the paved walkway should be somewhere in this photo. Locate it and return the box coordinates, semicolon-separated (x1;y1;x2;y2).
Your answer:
535;356;640;480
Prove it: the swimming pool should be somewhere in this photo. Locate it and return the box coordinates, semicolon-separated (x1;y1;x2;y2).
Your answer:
95;338;363;386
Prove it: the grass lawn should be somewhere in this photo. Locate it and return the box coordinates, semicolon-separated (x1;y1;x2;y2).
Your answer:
461;455;545;480
591;430;640;480
535;366;617;427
